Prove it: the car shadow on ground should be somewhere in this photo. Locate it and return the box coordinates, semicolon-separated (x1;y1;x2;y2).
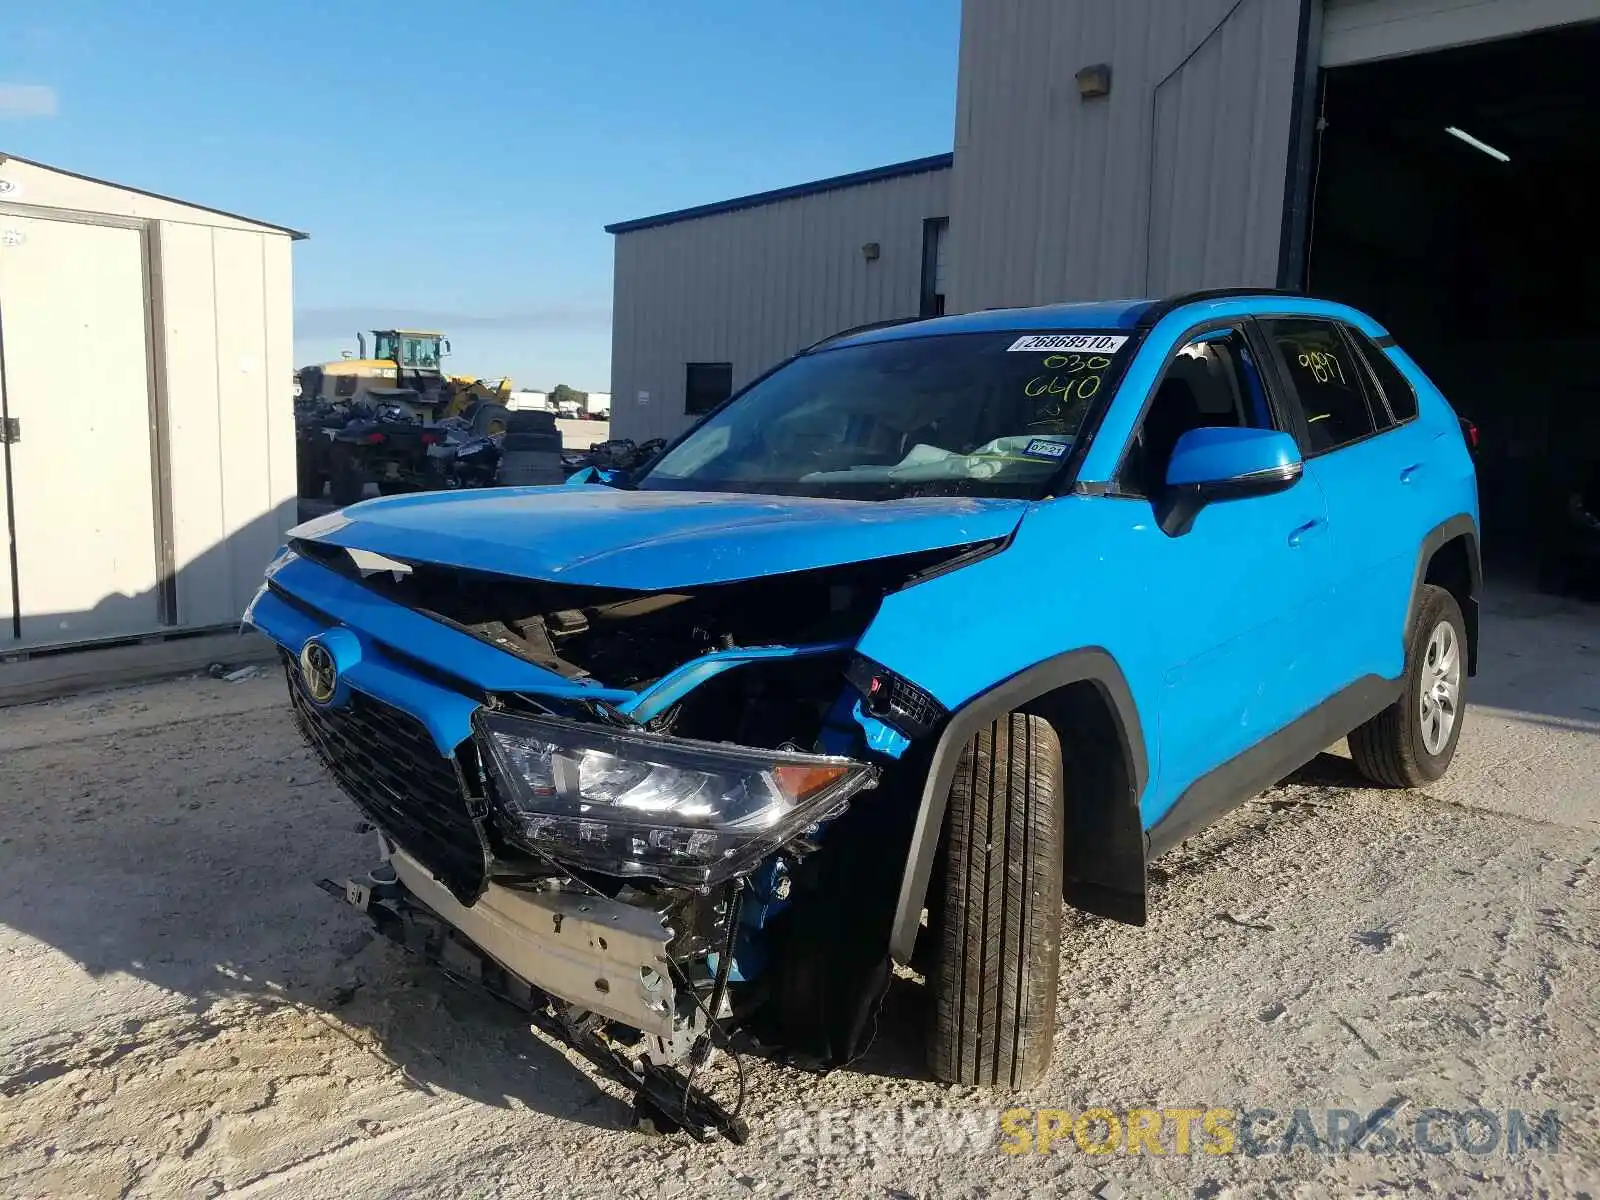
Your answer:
844;975;935;1083
1281;751;1371;789
292;929;643;1132
0;692;641;1134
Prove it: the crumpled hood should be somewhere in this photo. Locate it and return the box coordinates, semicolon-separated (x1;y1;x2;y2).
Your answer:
293;485;1029;589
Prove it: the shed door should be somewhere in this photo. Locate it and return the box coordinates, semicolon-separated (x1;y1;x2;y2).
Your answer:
0;422;12;637
0;214;162;646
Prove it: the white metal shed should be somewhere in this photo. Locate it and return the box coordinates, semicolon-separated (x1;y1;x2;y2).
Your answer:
0;153;303;657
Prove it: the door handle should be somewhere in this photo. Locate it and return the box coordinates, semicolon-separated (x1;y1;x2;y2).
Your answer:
1399;463;1423;485
1288;517;1325;548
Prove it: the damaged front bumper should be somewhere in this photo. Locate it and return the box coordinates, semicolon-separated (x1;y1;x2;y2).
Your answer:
240;540;947;1139
386;844;679;1037
325;839;748;1142
245;546;927;1142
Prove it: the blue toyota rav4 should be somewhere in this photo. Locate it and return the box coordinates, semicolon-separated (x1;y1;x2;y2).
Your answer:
248;290;1480;1140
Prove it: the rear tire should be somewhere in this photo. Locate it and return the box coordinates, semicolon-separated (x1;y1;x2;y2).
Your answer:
927;713;1064;1088
505;409;558;435
1348;584;1467;787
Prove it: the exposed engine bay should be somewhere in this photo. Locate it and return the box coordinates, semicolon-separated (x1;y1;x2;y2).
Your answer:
291;535;969;747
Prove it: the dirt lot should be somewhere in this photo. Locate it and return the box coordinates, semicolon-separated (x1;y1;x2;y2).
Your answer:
1;591;1597;1199
555;417;610;449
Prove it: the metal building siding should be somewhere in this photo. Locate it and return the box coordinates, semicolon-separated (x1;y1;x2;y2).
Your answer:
1321;0;1600;65
608;166;950;443
947;0;1304;313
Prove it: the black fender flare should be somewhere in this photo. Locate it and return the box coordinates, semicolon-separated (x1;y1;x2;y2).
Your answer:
1406;513;1482;674
887;647;1149;963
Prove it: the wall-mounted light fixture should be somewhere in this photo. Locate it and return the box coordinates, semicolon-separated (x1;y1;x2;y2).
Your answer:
862;242;881;262
1076;64;1112;99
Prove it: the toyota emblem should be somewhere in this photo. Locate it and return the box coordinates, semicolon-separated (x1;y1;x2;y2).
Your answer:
299;639;339;704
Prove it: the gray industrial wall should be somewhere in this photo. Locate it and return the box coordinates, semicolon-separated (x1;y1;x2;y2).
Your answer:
608;161;950;443
606;1;1309;440
604;0;1600;442
946;0;1306;312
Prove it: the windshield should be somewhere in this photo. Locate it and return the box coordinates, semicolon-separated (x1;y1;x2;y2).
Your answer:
637;330;1135;499
373;332;399;362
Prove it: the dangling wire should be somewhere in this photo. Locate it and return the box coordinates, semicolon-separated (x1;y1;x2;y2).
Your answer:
677;968;749;1131
676;877;748;1126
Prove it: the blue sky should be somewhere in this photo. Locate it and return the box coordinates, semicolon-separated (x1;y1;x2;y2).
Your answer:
1;1;960;391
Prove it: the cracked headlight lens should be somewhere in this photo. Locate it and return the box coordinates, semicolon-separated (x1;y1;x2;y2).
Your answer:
474;711;877;885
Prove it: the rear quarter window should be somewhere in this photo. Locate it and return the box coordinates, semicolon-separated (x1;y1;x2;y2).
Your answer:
1346;328;1419;423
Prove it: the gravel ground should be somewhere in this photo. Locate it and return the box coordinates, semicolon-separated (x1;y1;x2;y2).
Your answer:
1;590;1596;1199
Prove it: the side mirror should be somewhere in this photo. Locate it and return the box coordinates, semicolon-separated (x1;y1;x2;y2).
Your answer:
1157;427;1302;536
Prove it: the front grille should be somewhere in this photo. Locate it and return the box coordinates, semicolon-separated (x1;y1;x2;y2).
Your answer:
285;661;489;904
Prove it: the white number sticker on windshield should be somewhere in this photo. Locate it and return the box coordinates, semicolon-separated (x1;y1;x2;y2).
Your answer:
1007;333;1128;353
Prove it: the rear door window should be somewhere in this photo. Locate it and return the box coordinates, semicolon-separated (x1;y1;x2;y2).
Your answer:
1260;318;1380;455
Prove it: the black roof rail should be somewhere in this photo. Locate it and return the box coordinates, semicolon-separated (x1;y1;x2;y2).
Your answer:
801;315;926;353
1133;286;1307;330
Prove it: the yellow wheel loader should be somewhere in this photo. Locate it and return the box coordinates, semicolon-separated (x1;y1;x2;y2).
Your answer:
294;330;514;500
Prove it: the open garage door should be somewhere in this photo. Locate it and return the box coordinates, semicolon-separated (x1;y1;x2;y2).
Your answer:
1307;20;1600;594
1322;0;1600;67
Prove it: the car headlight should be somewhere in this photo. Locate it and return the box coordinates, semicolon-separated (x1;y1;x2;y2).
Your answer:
474;711;878;886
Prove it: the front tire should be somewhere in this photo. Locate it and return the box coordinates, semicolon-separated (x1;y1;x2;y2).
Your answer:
1348;584;1468;787
927;713;1064;1088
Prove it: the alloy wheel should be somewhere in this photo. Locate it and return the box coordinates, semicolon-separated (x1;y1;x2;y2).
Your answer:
1418;620;1462;756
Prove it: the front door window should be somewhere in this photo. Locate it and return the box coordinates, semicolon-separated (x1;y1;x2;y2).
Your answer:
1120;325;1274;496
